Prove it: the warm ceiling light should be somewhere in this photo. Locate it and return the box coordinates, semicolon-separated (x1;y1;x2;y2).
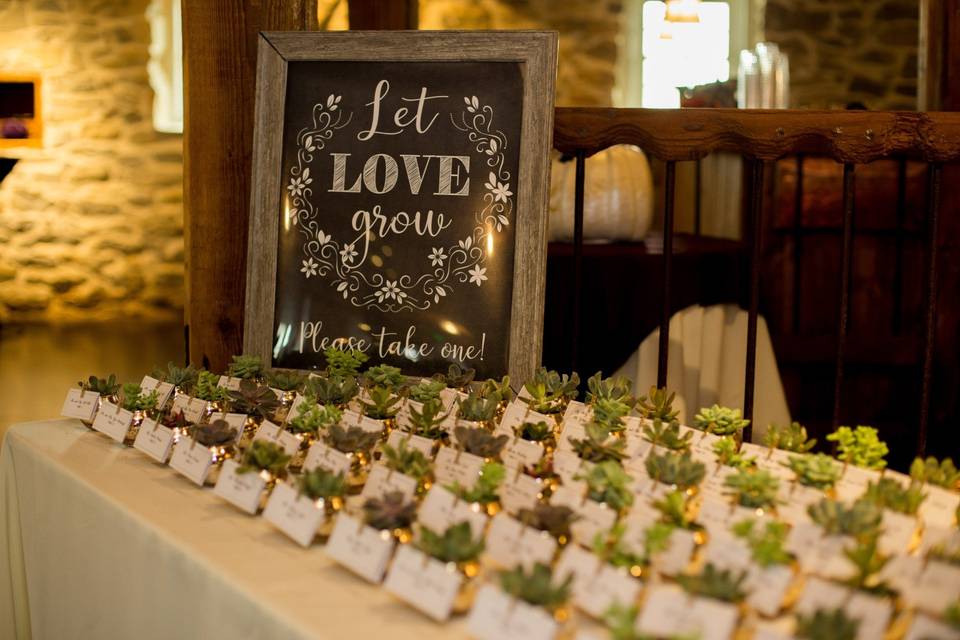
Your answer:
665;0;701;23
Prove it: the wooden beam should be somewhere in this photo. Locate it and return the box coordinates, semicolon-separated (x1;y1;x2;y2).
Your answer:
920;0;960;111
346;0;418;29
182;1;316;372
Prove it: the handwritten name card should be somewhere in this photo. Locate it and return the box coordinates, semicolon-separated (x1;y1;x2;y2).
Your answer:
497;400;553;435
467;584;559;640
262;480;325;547
485;512;557;570
302;441;352;476
499;470;543;515
561;401;591;428
61;388;99;422
132;417;175;463
636;585;739;640
550;485;616;547
253;420;301;456
360;463;418;501
744;563;793;616
91;401;133;443
217;376;243;391
383;544;462;622
576;564;642;620
169;437;214;486
139;375;174;407
418;485;488;539
342;409;389;434
385;429;436;458
433;446;484;489
325;513;396;583
171;395;208;424
502;437;544;470
213;459;267;515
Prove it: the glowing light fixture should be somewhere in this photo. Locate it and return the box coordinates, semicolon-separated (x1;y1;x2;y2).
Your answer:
665;0;701;23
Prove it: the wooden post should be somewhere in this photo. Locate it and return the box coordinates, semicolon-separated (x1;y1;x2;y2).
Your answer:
347;0;418;29
182;1;316;371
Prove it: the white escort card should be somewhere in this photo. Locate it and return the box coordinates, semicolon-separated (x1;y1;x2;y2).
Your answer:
383;544;462;622
740;444;797;482
845;591;893;640
554;544;602;588
878;509;917;555
91;401;133;443
699;464;739;500
386;429;436;458
920;484;960;528
467;584;559;640
342;409;389;434
575;564;642;619
325;513;396;583
61;388;99;422
171;394;208;424
701;530;753;570
139;375;174;407
217;375;243;390
433;446;484;489
499;470;543;515
552;450;588;486
439;387;468;412
213;459;266;515
417;485;488;539
284;392;309;424
636;585;739;640
302;441;351;476
207;412;248;443
556;421;587;453
262;480;325;547
169;437;214;486
744;563;793;616
835;464;882;502
775;484;822;526
562;400;591;428
786;523;851;580
252;420;301;456
905;613;960;640
132;417;175;463
501;437;545;470
652;528;697;576
910;560;960;617
497;399;553;435
549;485;617;547
360;463;418;501
485;512;557;570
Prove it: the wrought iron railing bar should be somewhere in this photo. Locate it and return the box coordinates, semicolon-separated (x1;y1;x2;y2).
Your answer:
742;159;765;439
572;150;586;374
832;163;857;429
657;161;677;388
792;155;804;335
917;162;942;456
892;157;907;336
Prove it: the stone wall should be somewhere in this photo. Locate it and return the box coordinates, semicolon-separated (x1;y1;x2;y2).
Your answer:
765;0;918;109
0;0;183;322
419;0;622;106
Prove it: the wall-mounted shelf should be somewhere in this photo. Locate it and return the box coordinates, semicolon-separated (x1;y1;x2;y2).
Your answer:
0;73;42;149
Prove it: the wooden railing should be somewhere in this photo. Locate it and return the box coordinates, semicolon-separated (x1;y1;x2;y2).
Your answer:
553;107;960;451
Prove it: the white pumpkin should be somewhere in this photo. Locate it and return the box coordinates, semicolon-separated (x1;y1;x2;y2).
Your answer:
549;144;655;242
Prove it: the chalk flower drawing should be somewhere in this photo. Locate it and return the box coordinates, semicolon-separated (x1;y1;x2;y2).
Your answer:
300;258;318;278
288;92;513;311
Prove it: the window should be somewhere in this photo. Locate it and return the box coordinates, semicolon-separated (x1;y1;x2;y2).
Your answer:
146;0;183;134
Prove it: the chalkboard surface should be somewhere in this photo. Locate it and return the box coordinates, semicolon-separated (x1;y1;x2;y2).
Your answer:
273;61;523;378
245;31;557;382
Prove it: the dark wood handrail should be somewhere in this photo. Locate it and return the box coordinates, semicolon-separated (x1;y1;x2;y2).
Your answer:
553;107;960;163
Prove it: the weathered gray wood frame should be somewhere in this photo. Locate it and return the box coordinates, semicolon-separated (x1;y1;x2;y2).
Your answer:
244;30;558;383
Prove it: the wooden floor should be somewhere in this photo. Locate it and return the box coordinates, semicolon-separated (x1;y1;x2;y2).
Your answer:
0;323;183;443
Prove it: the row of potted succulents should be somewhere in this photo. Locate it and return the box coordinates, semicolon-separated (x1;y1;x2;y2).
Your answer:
61;351;960;640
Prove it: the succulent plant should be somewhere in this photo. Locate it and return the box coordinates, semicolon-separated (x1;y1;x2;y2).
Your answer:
153;362;198;392
592;397;632;432
406;398;450;440
287;403;342;436
603;604;646;640
531;367;581;399
229;379;281;419
324;347;368;378
724;469;780;509
417;521;485;563
264;369;307;392
297;466;346;500
796;608;860;640
654;489;698;529
592;521;662;571
576;460;635;511
636;386;679;423
763;421;817;453
227;354;264;380
161;410;191;431
677;563;747;603
946;601;960;630
237;439;290;475
642;418;692;451
362;364;405;390
454;426;509;459
436;363;475;389
586;372;634;405
827;425;888;470
302;374;359;406
517;504;579;541
910;456;960;490
192;419;237;446
324;424;380;454
381;439;432;481
645;451;706;490
447;461;505;505
363;491;417;531
713;437;756;469
843;536;892;594
194;370;230;403
80;374;121;396
407;379;446;403
731;519;791;567
457;391;500;423
808;498;882;540
359;385;402;420
480;376;513;404
498;562;572;611
693;405;749;436
571;422;628;463
120;382;160;413
515;420;554;443
862;478;926;515
785;453;841;489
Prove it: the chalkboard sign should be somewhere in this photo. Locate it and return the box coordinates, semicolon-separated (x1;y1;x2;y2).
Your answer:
244;31;557;381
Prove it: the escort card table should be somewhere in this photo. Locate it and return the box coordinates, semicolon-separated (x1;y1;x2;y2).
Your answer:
0;419;467;640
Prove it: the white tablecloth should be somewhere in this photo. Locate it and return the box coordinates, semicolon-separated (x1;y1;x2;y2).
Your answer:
1;419;467;640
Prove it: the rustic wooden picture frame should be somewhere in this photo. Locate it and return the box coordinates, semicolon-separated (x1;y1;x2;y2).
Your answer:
243;30;557;383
